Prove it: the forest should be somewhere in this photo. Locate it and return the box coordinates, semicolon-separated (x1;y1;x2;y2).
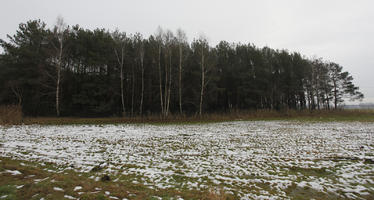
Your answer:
0;18;364;117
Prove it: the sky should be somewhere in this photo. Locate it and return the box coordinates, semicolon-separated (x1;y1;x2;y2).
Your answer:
1;0;373;103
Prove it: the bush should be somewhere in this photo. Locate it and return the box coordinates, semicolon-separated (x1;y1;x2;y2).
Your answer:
0;105;23;125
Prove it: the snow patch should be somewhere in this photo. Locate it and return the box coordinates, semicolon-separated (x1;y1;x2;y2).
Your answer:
53;187;64;192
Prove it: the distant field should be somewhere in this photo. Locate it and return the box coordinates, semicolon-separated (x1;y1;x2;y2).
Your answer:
1;121;374;199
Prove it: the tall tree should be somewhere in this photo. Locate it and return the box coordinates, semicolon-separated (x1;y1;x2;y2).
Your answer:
192;35;210;116
112;30;127;116
163;30;174;117
328;62;363;109
155;27;164;116
50;16;68;116
134;33;145;115
0;19;366;116
176;28;187;114
0;20;50;115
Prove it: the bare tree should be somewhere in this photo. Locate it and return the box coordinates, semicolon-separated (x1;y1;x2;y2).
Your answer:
153;27;175;117
176;28;187;115
131;62;135;116
198;35;209;116
112;30;127;116
134;33;145;115
163;30;174;117
51;16;68;117
139;43;145;115
155;27;164;116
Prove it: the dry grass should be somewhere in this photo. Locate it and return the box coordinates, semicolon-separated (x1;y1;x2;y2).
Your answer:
0;156;351;199
0;157;234;200
0;105;23;125
19;109;374;125
204;188;231;200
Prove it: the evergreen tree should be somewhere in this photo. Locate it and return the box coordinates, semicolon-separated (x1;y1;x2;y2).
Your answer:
0;19;365;116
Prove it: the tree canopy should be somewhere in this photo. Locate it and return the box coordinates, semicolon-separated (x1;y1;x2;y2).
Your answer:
0;19;364;117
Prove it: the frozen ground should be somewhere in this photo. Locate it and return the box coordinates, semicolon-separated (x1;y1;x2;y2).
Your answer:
1;121;374;199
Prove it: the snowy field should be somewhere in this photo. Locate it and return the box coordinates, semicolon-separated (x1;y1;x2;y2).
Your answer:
1;121;374;199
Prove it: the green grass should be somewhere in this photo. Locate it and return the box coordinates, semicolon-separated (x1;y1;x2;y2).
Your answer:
0;185;17;200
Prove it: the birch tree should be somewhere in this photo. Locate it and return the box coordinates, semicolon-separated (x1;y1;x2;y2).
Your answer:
155;27;164;115
163;30;174;117
112;30;127;116
51;16;68;117
176;28;187;114
196;35;210;116
134;33;145;115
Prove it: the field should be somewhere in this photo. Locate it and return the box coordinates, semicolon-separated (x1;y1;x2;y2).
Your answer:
1;121;374;199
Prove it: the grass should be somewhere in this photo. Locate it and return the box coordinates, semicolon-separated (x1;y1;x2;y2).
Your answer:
286;166;334;179
284;183;341;200
0;157;235;200
1;156;372;200
12;109;374;126
1;119;374;199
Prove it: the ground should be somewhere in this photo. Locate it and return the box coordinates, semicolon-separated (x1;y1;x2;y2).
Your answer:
0;121;373;199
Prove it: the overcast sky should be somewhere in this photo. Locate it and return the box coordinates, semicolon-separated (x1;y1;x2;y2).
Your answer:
1;0;373;103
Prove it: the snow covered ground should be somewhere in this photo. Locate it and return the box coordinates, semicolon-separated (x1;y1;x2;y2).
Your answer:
0;121;373;199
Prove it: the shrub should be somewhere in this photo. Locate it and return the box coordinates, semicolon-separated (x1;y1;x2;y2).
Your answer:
0;105;23;125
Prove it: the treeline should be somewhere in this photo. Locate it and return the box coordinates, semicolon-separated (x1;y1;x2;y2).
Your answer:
0;19;363;117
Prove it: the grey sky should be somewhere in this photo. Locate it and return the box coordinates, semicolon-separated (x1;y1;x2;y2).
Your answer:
1;0;373;103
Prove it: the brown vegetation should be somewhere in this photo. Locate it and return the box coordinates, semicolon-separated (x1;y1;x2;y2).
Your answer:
0;157;234;200
0;105;23;125
9;109;374;125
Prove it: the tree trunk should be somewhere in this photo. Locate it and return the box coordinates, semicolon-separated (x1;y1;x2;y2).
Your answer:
120;64;125;116
306;90;311;110
179;45;183;114
131;64;135;116
311;91;315;110
56;64;61;116
326;89;330;110
199;45;205;116
316;89;320;110
115;47;125;117
120;48;125;116
56;41;62;117
333;80;337;109
139;51;144;115
54;16;66;117
166;49;172;116
10;84;22;106
158;46;164;116
163;50;168;116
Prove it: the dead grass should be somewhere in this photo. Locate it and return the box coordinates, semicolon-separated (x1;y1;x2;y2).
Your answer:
18;109;374;125
0;105;23;125
203;188;231;200
2;157;363;199
0;157;234;200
